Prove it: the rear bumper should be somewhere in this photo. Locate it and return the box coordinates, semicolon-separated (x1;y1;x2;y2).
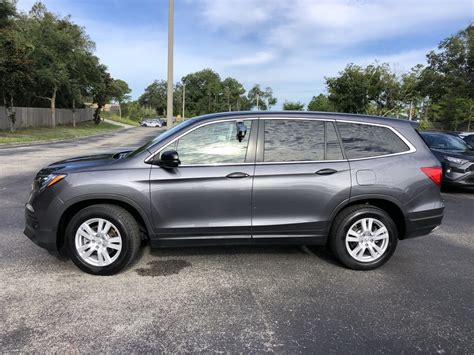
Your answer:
404;207;444;239
24;204;58;252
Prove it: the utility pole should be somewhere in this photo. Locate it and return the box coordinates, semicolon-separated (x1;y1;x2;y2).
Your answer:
182;82;186;119
166;0;174;127
256;94;259;110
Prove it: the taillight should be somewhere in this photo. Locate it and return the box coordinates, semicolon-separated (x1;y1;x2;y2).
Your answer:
420;167;442;186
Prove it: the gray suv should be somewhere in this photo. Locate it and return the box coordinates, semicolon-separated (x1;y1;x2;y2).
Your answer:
24;112;444;275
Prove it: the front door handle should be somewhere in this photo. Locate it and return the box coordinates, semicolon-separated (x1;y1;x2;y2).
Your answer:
315;168;338;175
226;172;250;179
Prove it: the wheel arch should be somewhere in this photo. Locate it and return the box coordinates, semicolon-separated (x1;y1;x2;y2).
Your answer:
329;195;407;240
57;197;151;252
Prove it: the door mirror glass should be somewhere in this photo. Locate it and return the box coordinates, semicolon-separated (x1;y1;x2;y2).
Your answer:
159;150;181;168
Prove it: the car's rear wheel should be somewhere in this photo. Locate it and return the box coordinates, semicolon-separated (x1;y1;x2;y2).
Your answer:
66;204;141;275
330;205;398;270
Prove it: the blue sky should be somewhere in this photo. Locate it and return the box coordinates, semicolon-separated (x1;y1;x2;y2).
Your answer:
18;0;473;108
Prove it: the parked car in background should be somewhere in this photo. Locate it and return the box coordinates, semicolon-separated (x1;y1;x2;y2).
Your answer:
25;112;444;275
460;132;474;147
140;118;165;127
420;131;474;187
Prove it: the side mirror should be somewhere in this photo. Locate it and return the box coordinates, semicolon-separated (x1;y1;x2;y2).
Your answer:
158;150;180;168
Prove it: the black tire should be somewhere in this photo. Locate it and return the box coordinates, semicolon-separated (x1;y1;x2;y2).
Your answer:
66;204;141;275
329;205;398;270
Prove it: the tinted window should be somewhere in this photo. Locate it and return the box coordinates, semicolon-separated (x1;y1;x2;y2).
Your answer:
263;120;343;162
421;133;469;150
165;120;252;165
337;122;409;159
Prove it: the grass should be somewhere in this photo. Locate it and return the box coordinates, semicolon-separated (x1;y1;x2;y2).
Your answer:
102;113;141;126
0;120;122;145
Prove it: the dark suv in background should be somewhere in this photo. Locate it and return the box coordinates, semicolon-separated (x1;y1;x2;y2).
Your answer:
25;112;444;275
420;131;474;187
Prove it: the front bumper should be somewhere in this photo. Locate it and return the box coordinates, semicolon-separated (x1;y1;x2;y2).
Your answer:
405;207;444;239
24;204;58;251
442;162;474;187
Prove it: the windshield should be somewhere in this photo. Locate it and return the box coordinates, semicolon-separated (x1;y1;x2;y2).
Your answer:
421;133;470;150
126;118;198;158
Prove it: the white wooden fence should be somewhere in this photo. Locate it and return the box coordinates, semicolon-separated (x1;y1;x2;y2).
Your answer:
0;106;95;130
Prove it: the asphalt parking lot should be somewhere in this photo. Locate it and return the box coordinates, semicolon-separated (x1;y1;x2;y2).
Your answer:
0;127;473;353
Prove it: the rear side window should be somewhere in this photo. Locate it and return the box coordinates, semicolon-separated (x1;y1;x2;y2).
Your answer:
337;122;409;159
263;120;343;162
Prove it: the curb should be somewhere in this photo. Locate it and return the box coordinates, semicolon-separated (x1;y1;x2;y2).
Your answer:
0;126;131;149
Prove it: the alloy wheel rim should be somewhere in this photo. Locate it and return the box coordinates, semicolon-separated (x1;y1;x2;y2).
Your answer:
74;218;122;267
345;217;389;263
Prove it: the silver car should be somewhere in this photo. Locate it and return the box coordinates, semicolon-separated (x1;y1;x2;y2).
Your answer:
25;112;444;275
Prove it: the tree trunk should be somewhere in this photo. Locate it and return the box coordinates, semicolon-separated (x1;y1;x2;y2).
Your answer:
118;102;122;118
72;98;76;128
8;95;15;133
51;87;57;128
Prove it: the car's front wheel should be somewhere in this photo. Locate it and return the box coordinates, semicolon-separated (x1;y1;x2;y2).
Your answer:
330;205;398;270
66;204;141;275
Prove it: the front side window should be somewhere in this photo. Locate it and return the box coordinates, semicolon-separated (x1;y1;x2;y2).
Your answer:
263;119;344;162
166;120;253;165
337;122;410;159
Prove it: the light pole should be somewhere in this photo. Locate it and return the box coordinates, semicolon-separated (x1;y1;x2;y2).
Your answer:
182;81;186;119
166;0;174;127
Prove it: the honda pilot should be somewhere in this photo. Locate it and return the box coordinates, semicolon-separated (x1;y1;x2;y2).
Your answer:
24;112;444;275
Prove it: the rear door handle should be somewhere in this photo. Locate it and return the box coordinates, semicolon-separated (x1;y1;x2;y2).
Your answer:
226;172;250;179
315;168;338;175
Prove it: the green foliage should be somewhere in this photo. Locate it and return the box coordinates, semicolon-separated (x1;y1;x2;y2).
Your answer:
247;84;277;110
181;69;222;116
307;94;333;112
138;80;167;115
122;101;156;121
140;70;260;118
283;101;305;110
0;1;131;128
325;63;401;116
418;25;473;130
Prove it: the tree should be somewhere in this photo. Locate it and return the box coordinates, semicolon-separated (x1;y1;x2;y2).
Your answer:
26;1;96;127
90;64;116;124
283;101;305;110
138;80;167;116
326;63;401;116
326;64;368;114
247;84;277;110
222;77;245;111
0;0;32;131
181;69;222;116
419;25;473;130
400;64;425;120
111;79;131;117
307;94;333;112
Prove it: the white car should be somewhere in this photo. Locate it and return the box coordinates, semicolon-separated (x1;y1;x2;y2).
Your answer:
140;119;164;128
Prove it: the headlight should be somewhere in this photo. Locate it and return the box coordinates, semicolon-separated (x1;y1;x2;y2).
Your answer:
445;156;468;165
37;174;67;190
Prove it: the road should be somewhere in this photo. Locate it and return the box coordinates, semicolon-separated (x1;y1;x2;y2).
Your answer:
0;127;473;353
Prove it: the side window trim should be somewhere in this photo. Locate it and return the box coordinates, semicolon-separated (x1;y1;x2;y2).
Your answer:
149;118;258;166
335;120;417;161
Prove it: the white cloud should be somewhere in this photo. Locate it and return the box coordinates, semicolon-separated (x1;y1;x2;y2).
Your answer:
199;0;471;50
226;51;276;66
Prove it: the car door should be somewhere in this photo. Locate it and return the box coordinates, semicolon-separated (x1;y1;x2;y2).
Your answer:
251;117;351;239
149;118;257;240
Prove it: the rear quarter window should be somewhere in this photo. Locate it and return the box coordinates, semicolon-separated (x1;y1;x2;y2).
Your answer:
337;122;410;159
